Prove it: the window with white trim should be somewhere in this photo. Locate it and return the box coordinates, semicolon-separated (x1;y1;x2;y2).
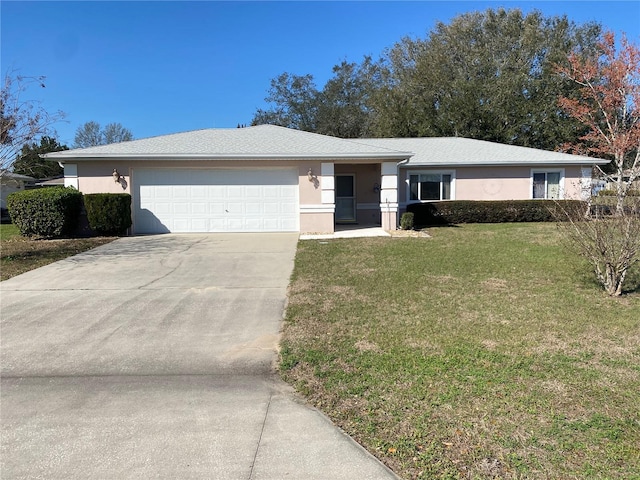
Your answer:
409;172;453;201
532;170;563;199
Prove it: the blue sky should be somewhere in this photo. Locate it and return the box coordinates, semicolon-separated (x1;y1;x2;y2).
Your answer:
2;1;639;147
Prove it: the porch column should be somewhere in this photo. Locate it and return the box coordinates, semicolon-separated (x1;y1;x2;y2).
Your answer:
321;162;335;232
380;162;398;231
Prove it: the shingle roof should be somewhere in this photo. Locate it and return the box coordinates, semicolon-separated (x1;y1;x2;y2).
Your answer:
44;124;412;161
359;137;609;166
44;125;609;166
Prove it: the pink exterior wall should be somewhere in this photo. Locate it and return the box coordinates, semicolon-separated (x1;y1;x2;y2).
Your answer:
561;166;584;199
76;163;132;194
456;167;530;200
299;212;334;233
400;165;587;204
298;161;322;205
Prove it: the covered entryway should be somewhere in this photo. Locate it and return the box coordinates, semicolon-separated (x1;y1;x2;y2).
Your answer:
335;174;357;223
133;168;299;233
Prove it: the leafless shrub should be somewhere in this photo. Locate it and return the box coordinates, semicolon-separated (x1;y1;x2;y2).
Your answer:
554;198;640;296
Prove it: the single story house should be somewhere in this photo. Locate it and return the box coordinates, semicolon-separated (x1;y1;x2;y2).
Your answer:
1;172;35;210
44;124;609;235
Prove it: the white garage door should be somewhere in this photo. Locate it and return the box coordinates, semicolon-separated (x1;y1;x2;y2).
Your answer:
134;168;299;233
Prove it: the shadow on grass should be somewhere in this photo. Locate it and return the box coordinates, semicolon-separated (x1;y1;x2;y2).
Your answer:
623;268;640;295
571;262;640;296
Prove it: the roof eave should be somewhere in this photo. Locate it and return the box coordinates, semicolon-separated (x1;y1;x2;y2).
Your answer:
45;152;413;161
402;159;610;167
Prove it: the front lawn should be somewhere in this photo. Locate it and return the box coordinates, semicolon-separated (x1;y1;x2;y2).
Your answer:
281;223;640;479
0;224;115;281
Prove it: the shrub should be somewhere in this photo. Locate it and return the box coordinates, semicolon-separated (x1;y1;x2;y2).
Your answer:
400;212;414;230
6;187;83;237
406;200;586;226
83;193;132;235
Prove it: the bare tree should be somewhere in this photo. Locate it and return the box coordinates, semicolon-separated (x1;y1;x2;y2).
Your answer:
74;121;133;148
1;72;65;174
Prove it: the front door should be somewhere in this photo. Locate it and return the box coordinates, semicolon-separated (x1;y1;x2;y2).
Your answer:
335;174;356;223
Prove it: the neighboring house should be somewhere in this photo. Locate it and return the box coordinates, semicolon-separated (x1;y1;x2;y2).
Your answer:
33;176;65;188
44;125;609;235
1;172;35;210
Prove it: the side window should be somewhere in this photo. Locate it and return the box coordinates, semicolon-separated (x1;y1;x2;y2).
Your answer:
409;172;454;201
532;170;563;199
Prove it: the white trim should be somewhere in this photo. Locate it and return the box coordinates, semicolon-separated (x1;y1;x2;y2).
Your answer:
321;190;335;204
320;162;335;205
380;202;399;212
530;168;565;199
300;204;335;213
322;175;335;190
380;175;396;189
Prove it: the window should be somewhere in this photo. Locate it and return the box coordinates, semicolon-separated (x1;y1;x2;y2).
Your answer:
532;170;563;199
409;173;453;201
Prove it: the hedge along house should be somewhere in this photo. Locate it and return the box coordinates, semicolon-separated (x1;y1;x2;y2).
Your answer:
44;125;411;234
44;125;609;235
361;137;610;210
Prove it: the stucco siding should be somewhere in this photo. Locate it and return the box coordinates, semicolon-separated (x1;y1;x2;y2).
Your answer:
400;165;588;203
299;212;334;234
456;167;530;200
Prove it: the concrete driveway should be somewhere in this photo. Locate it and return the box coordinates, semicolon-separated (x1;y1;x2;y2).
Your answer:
1;234;397;479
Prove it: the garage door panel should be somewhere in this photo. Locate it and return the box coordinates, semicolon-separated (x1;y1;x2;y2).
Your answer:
281;203;297;214
263;203;279;214
174;203;189;215
155;202;171;214
191;219;207;231
245;186;262;198
134;168;299;233
245;202;263;214
281;218;298;230
209;186;226;197
227;186;243;198
210;202;225;214
226;202;244;214
192;203;207;215
156;186;172;199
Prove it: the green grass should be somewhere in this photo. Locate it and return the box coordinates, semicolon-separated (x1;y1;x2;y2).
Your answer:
0;224;115;281
0;223;20;241
280;223;640;479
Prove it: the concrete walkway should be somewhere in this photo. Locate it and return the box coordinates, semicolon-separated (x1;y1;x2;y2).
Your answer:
300;226;391;240
1;234;398;479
